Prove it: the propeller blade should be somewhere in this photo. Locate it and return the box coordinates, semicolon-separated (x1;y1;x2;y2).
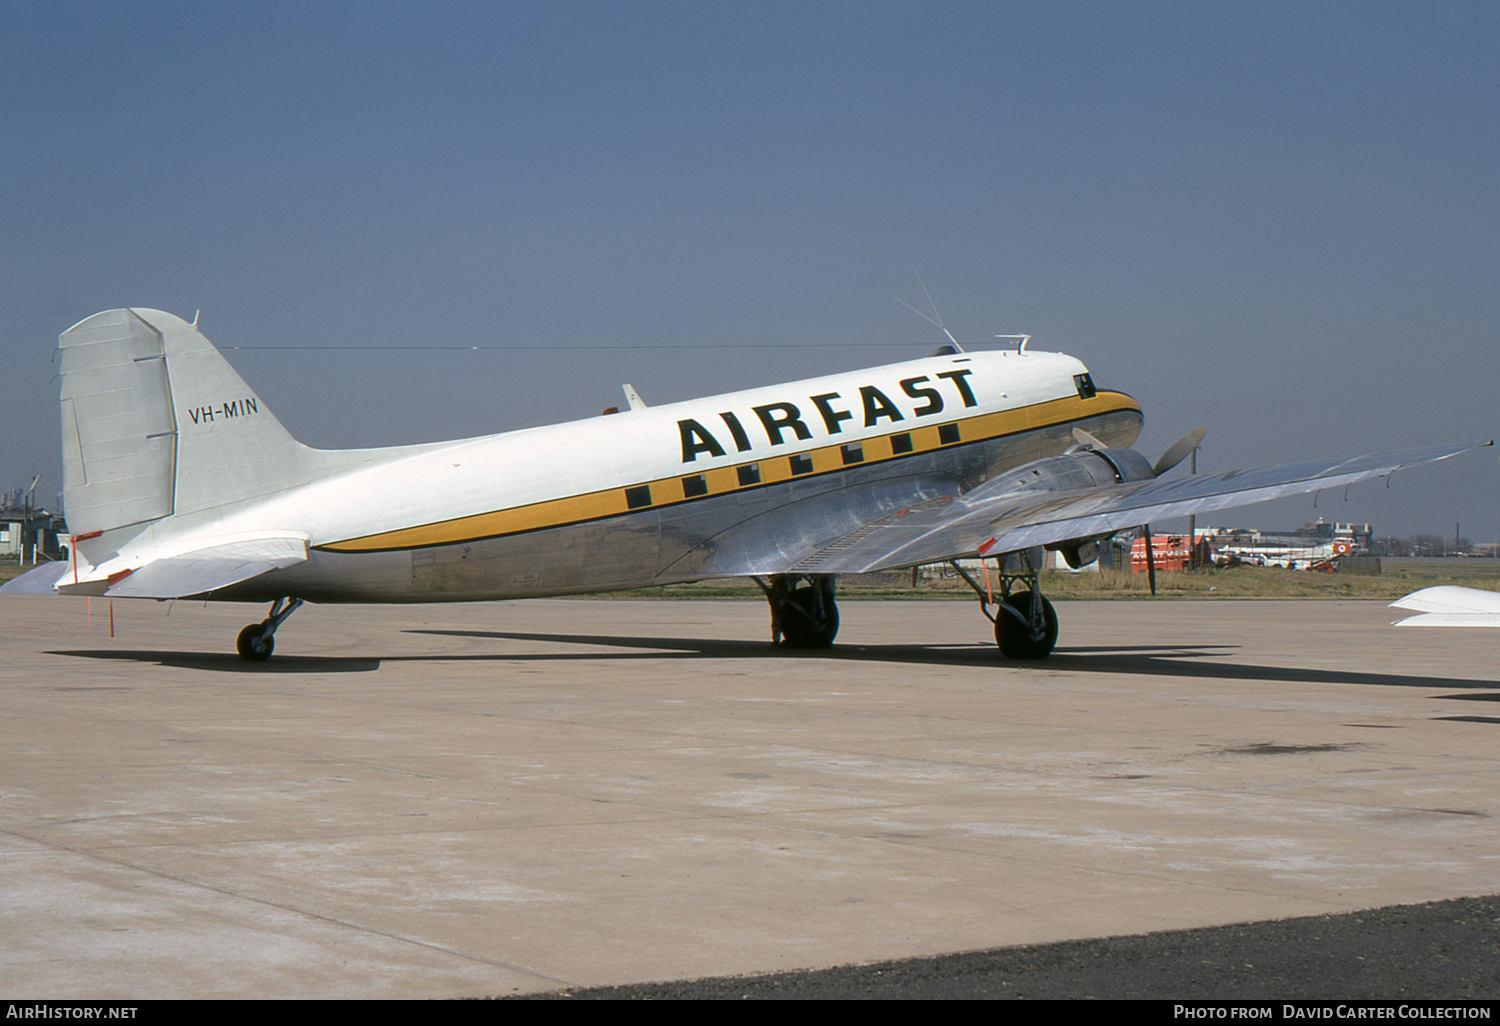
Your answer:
1071;426;1107;451
1153;428;1206;477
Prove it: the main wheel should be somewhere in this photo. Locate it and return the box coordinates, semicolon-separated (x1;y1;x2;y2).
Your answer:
777;585;839;649
237;622;275;662
994;591;1058;659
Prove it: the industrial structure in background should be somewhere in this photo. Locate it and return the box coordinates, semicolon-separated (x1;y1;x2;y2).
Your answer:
0;484;66;565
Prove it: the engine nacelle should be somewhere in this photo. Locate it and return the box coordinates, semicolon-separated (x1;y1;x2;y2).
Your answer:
997;446;1155;494
995;447;1157;569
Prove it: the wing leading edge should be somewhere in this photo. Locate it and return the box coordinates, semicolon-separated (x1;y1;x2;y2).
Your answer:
780;441;1489;576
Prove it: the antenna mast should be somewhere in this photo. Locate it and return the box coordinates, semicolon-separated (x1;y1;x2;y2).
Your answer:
894;270;963;353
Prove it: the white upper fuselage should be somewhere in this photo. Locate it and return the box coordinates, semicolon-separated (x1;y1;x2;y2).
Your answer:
212;348;1110;549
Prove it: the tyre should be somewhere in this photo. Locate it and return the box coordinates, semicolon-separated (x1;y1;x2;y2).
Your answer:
994;591;1058;659
777;585;839;649
237;622;274;661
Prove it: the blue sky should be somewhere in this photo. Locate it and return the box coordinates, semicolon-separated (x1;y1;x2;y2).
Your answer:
3;0;1496;540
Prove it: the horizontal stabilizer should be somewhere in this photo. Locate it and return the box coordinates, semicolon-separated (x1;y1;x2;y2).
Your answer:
0;563;72;595
99;535;308;599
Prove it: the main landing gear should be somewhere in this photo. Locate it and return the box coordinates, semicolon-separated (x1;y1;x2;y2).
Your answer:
236;597;304;662
756;574;839;649
755;558;1058;658
948;547;1059;660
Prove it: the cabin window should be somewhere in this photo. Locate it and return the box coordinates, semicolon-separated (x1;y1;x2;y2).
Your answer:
938;423;961;445
840;442;864;465
891;433;914;454
682;474;708;498
624;485;652;510
737;463;761;487
789;453;814;476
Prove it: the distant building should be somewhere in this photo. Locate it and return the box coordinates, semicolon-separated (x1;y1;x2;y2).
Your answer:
0;489;66;563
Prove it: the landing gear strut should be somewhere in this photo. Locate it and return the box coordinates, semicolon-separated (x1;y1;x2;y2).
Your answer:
949;547;1059;660
755;574;839;649
236;597;304;662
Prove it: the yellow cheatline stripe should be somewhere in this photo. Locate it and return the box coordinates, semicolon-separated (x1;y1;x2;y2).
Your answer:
320;392;1139;553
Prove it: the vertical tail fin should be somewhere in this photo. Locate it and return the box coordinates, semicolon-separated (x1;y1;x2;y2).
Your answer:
60;310;178;533
59;308;307;535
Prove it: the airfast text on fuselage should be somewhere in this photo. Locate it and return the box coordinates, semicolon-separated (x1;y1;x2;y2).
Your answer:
677;368;977;464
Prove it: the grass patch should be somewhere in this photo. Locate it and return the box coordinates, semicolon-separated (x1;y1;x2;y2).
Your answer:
0;561;43;585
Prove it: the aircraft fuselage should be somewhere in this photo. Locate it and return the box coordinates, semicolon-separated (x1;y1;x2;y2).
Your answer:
200;347;1141;602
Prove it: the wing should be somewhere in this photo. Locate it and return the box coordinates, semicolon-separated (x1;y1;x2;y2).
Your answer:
679;441;1486;577
1390;586;1500;627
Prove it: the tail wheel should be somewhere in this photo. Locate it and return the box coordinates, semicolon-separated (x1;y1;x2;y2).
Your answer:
237;622;275;661
994;591;1058;659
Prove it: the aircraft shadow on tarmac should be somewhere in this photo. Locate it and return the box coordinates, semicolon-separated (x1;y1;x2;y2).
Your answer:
405;628;1500;696
51;633;1500;702
49;650;385;673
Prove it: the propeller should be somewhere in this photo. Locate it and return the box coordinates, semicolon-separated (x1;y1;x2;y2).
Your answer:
1153;427;1206;478
1068;426;1206;592
1072;425;1205;479
1071;426;1107;451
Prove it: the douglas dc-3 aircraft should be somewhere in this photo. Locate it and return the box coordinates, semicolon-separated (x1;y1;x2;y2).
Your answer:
1;308;1487;660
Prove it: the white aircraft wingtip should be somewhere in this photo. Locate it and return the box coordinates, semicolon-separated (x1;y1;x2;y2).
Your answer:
1390;585;1500;626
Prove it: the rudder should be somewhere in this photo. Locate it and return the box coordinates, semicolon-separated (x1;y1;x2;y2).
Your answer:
59;308;307;535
